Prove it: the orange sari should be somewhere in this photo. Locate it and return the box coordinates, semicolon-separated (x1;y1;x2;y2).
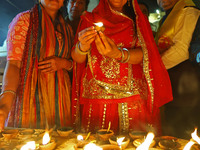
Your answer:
6;5;73;128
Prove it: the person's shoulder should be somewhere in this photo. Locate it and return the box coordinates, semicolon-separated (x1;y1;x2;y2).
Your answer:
15;10;30;19
11;10;30;25
183;6;200;15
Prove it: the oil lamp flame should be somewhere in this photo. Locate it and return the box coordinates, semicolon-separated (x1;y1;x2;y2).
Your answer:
183;128;200;150
117;137;125;147
94;22;103;27
20;141;36;150
77;135;84;141
136;132;155;150
191;128;200;144
84;143;102;150
183;140;195;150
42;131;50;145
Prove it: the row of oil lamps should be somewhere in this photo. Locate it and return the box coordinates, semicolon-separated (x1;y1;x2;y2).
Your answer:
19;128;200;150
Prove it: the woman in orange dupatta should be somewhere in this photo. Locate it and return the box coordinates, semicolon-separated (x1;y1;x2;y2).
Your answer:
0;0;73;129
71;0;173;135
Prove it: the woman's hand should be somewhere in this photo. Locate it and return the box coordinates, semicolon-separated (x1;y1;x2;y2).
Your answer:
78;26;97;52
38;56;71;73
95;31;121;59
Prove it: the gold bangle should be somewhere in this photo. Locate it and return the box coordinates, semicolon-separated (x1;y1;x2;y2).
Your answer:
122;48;130;63
117;47;125;63
0;90;16;98
75;41;90;55
67;59;73;71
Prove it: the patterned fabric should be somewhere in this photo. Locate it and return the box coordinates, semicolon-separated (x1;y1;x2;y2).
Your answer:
72;0;172;135
7;11;30;60
6;5;73;129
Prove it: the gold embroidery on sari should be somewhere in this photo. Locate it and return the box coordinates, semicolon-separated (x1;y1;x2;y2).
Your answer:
100;56;120;79
131;0;154;111
118;103;129;133
82;73;142;99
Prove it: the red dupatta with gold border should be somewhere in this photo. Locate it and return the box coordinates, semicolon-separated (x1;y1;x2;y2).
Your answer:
72;0;173;129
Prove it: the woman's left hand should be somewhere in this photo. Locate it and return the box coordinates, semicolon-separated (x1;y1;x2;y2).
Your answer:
95;31;121;59
38;56;68;73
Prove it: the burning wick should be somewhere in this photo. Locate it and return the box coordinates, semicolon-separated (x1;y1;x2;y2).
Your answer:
43;132;50;145
136;132;155;150
40;131;56;150
94;22;105;32
84;143;102;150
20;141;37;150
183;128;200;150
77;135;84;141
183;140;195;150
191;128;200;144
117;137;125;149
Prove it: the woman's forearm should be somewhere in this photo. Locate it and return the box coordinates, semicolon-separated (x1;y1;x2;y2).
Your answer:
0;60;21;114
71;47;87;63
126;48;143;64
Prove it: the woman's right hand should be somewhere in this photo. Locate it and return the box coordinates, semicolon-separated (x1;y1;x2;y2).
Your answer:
78;26;97;52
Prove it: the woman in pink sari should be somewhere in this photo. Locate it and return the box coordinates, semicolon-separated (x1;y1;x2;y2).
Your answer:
71;0;172;135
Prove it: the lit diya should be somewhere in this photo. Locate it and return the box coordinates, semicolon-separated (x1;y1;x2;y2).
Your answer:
83;142;102;150
76;133;91;148
97;121;114;141
20;141;39;150
134;132;156;150
94;22;105;32
109;136;130;149
183;128;200;150
39;131;56;150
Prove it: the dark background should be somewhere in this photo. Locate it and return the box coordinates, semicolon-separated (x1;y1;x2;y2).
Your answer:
0;0;159;46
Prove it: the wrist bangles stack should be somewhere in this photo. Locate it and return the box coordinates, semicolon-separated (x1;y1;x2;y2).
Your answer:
117;47;130;63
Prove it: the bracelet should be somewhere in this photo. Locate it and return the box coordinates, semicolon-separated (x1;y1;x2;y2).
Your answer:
0;90;16;98
117;47;125;63
67;59;73;71
123;48;130;63
75;41;90;55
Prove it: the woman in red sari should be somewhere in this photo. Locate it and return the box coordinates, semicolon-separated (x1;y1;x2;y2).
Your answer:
72;0;172;135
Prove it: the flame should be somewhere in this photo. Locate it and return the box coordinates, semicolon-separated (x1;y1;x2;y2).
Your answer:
183;140;195;150
183;128;200;150
20;141;36;150
191;128;200;144
117;137;125;147
42;131;50;145
136;132;155;150
94;22;103;27
77;135;84;141
84;143;102;150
